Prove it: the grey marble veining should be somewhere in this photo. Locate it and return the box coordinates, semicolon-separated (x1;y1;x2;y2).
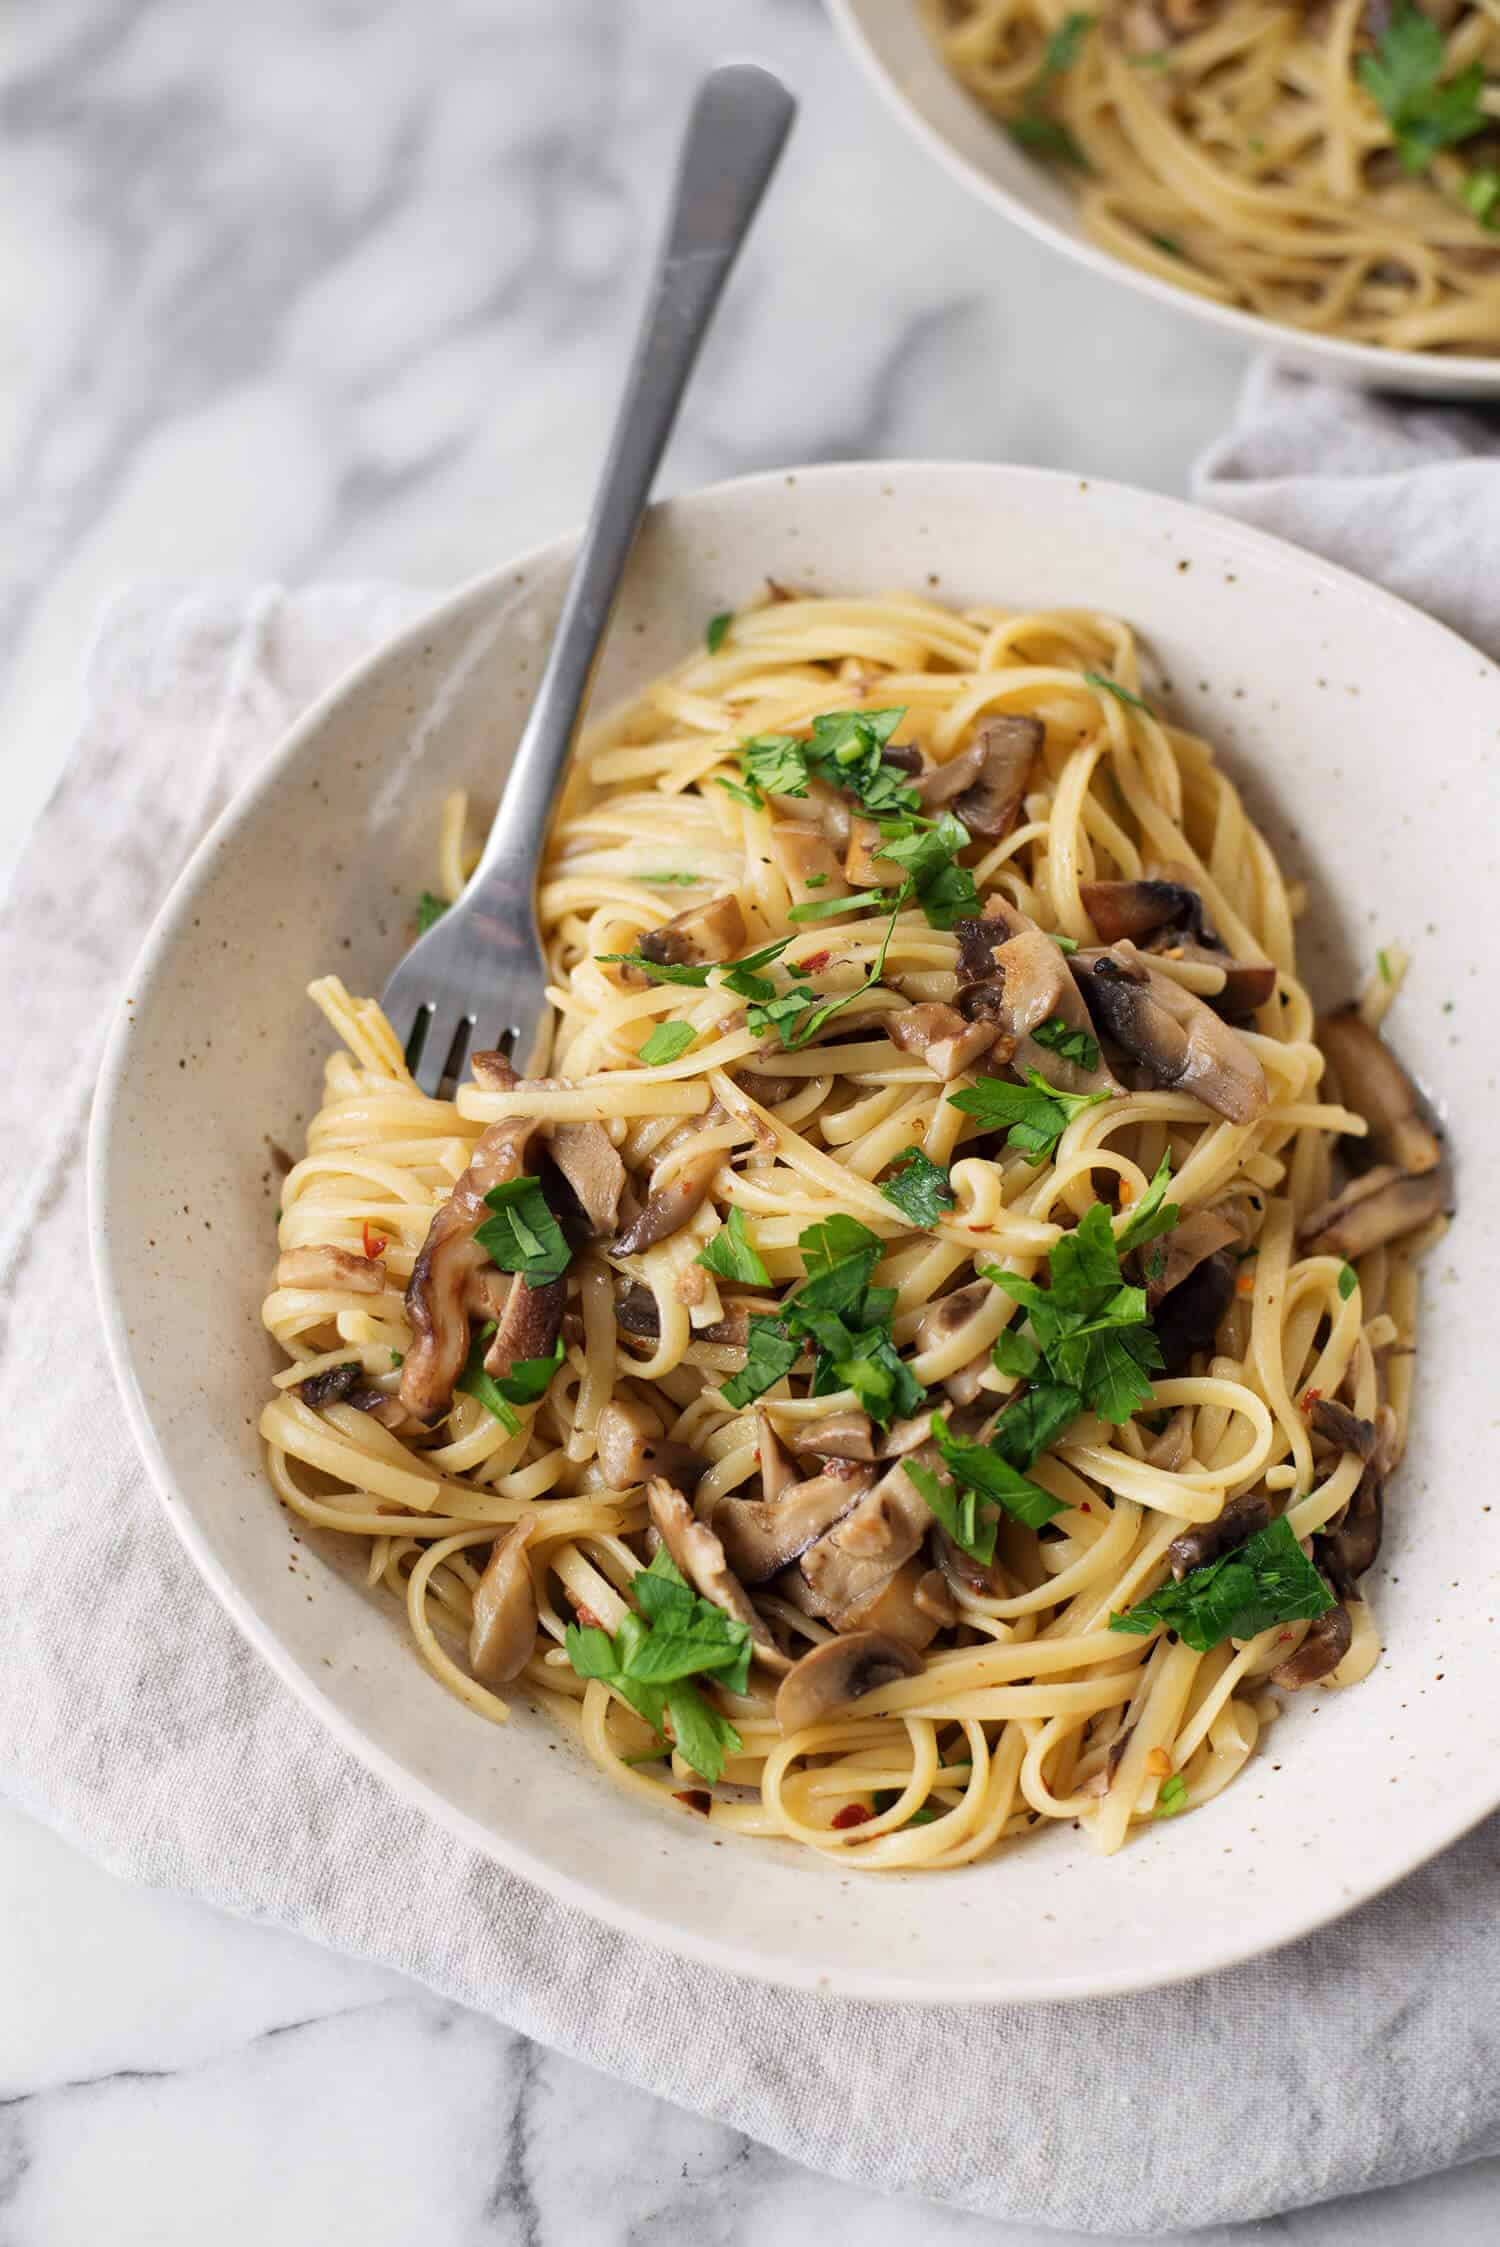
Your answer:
0;0;1494;2240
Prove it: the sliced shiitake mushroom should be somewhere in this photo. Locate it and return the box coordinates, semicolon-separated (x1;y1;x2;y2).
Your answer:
774;1628;924;1735
468;1518;540;1686
638;893;746;968
646;1477;790;1673
1300;1165;1442;1258
548;1122;626;1235
712;1467;875;1585
785;1410;876;1463
917;714;1043;838
887;1002;999;1082
1071;941;1267;1123
595;1399;704;1491
401;1111;543;1423
1165;1492;1270;1581
1270;1599;1353;1689
610;1140;724;1255
1317;1010;1440;1176
1308;1397;1378;1462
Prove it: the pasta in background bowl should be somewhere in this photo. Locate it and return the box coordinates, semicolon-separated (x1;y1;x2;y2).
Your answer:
829;0;1500;394
91;462;1500;2000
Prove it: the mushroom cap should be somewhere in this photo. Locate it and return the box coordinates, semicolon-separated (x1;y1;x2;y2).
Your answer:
1072;941;1268;1123
1317;1009;1441;1176
773;1628;924;1735
468;1518;540;1686
1300;1165;1442;1259
1270;1600;1353;1689
609;1140;724;1255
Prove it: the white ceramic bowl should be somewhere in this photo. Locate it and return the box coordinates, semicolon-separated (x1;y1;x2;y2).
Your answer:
91;461;1500;2003
829;0;1500;397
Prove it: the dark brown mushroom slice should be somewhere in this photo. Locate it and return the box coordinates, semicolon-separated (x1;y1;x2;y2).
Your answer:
609;1141;724;1255
711;1468;875;1585
482;1271;566;1379
344;1385;420;1434
1165;1491;1271;1581
1317;1460;1384;1597
1270;1599;1353;1689
613;1285;746;1347
785;1410;877;1463
638;892;746;968
880;740;924;775
974;926;1119;1092
1308;1397;1379;1462
1143;1209;1240;1310
297;1360;364;1408
1300;1165;1442;1258
276;1245;390;1295
752;1406;797;1504
548;1122;626;1235
774;1628;924;1735
646;1477;790;1673
595;1398;705;1491
469;1519;540;1686
1071;941;1268;1123
887;1001;998;1082
918;715;1043;838
1317;1010;1441;1176
1154;1248;1236;1374
400;1110;543;1423
1081;877;1212;947
734;1068;802;1106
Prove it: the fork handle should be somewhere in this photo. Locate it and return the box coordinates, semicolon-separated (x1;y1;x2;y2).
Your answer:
470;62;796;895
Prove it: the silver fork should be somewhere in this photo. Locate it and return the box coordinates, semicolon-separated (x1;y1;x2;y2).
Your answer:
383;62;796;1096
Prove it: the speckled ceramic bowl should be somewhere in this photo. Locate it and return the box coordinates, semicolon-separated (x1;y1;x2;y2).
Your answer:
90;461;1499;2002
829;0;1500;398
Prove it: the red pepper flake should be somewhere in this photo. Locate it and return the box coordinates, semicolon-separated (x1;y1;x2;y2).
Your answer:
674;1789;712;1816
1301;1387;1322;1411
1078;1502;1091;1514
574;1603;604;1631
831;1802;873;1830
801;949;831;974
1277;1630;1293;1642
362;1221;388;1260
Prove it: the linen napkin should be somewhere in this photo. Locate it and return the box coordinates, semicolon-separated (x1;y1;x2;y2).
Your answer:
5;553;1498;2240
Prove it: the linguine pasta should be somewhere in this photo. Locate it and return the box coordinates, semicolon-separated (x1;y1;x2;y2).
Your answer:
923;1;1500;355
259;590;1441;1866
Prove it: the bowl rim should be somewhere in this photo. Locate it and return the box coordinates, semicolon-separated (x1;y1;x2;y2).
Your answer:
825;0;1500;391
88;455;1500;2004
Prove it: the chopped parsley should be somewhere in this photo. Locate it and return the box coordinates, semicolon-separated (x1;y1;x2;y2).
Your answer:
1357;3;1486;176
705;609;733;654
715;775;764;810
564;1546;751;1782
880;1146;955;1227
736;706;921;821
981;1152;1178;1426
1337;1260;1359;1301
415;890;449;933
1464;166;1500;226
473;1176;572;1288
787;887;889;923
695;1206;771;1286
1083;670;1153;715
597;952;713;987
948;1067;1111;1165
909;1414;1063;1563
1109;1512;1334;1653
719;1214;924;1426
1376;946;1393;984
1048;931;1078;954
456;1327;564;1435
874;809;981;930
1155;1773;1189;1819
1031;1014;1100;1072
634;871;703;887
1009;10;1093;168
638;1020;697;1066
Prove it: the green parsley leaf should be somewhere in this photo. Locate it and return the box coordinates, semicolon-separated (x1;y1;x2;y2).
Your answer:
745;987;818;1041
1155;1773;1189;1819
948;1068;1111;1164
597;951;713;987
563;1548;750;1781
805;707;921;817
804;873;829;889
1376;946;1393;984
741;732;810;797
696;1207;771;1287
1109;1512;1335;1654
910;1413;1063;1561
787;888;889;923
873;1789;940;1828
706;610;733;655
473;1176;571;1288
1009;11;1093;167
1146;231;1185;258
1083;670;1153;715
633;871;703;887
991;1325;1039;1380
880;1146;955;1227
1117;1150;1180;1254
1040;7;1093;76
1009;112;1088;166
990;1378;1083;1467
1031;1014;1100;1072
982;1192;1169;1429
1358;4;1486;176
456;1328;563;1433
720;1318;801;1408
415;890;449;933
907;1459;998;1565
1337;1260;1359;1301
1463;166;1500;226
1049;931;1078;954
875;810;980;930
715;776;764;810
638;1020;697;1066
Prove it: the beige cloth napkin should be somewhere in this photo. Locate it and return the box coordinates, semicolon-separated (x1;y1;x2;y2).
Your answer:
4;575;1496;2237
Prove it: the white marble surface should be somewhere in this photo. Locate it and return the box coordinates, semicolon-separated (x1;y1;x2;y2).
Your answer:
2;0;1495;2239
